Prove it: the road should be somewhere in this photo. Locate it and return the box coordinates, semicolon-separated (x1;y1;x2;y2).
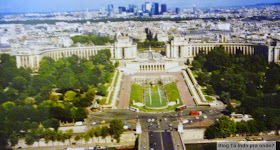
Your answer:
87;108;223;131
149;131;174;150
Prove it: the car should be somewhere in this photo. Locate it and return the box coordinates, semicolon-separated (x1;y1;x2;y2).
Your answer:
164;118;167;121
91;122;96;125
203;115;208;119
101;120;106;124
168;124;173;127
151;119;155;122
195;116;200;120
123;125;129;130
147;119;151;122
157;125;160;128
75;121;83;126
182;120;189;124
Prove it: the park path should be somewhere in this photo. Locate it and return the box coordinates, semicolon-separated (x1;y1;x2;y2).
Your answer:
117;75;132;109
171;73;196;106
117;72;195;109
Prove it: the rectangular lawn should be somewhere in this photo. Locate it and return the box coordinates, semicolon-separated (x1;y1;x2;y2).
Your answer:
164;83;181;103
130;84;143;103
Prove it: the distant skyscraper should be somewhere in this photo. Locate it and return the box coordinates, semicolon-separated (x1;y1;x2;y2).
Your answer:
193;5;197;13
142;4;146;12
152;2;159;15
128;4;134;12
118;6;126;14
145;2;151;13
108;4;113;16
161;4;167;14
175;8;181;14
133;5;138;13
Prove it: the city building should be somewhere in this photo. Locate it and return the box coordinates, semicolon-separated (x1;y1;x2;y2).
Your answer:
161;4;167;14
151;2;159;15
175;8;181;15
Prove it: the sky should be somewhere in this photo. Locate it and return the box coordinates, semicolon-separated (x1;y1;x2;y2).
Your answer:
0;0;279;13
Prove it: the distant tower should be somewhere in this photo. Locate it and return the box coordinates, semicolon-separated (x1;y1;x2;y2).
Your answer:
193;5;197;14
108;4;114;16
145;2;151;13
152;2;159;15
161;4;167;14
175;8;181;15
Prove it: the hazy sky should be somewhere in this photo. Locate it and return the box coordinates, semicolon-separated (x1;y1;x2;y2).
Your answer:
0;0;279;13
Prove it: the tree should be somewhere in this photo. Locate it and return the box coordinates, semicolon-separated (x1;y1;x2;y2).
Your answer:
87;128;95;143
24;97;36;105
56;130;65;145
101;126;109;142
94;126;102;143
220;91;231;104
64;90;77;102
109;119;124;143
0;54;18;88
192;60;202;70
205;125;219;139
205;85;215;95
97;84;106;96
86;88;96;99
44;129;53;146
49;93;59;101
42;118;60;131
25;134;35;146
9;133;19;146
11;76;28;92
197;72;210;86
29;127;45;147
215;116;236;138
84;133;91;144
236;121;249;135
74;133;83;144
75;107;87;121
64;129;74;144
2;101;15;111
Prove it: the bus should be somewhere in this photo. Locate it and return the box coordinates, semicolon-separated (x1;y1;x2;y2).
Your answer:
129;106;139;112
175;105;187;111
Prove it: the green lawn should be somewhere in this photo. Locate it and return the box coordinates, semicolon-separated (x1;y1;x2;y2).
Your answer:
144;85;167;107
138;47;165;52
130;84;143;104
230;99;241;104
164;83;181;103
205;95;214;102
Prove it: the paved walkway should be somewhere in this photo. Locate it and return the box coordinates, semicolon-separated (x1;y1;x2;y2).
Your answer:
117;74;132;109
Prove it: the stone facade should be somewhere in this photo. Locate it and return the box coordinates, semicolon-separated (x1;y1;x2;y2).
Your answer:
15;36;137;70
166;37;280;64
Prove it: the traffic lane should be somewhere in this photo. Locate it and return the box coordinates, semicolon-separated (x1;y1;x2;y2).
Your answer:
162;132;174;150
149;132;163;150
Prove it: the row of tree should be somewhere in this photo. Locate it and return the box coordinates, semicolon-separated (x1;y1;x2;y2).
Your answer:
0;50;116;147
8;119;124;147
192;46;280;138
71;35;115;45
205;116;260;139
137;28;165;49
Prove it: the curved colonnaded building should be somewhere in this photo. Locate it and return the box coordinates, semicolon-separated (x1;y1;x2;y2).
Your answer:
15;36;280;70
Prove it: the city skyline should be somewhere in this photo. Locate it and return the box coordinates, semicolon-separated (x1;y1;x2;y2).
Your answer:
0;0;279;13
